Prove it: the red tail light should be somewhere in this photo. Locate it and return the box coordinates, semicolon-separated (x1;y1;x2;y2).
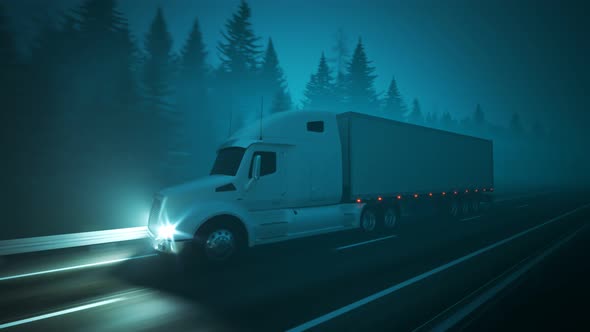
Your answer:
356;198;362;203
442;192;447;196
428;193;433;197
397;195;402;200
378;197;383;201
414;194;419;198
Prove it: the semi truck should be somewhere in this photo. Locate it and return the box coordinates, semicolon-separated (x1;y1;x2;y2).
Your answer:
147;111;494;262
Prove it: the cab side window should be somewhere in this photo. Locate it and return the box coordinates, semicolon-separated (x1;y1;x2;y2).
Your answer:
249;151;277;178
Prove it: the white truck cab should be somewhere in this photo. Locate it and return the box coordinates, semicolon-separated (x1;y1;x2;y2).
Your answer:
148;111;363;261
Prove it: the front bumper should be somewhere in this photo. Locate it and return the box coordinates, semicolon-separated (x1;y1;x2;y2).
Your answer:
148;229;188;255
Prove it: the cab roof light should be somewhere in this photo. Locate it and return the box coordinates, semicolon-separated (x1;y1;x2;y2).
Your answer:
453;191;458;195
465;189;469;193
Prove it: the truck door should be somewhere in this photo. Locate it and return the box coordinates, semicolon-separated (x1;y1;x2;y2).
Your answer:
242;148;289;240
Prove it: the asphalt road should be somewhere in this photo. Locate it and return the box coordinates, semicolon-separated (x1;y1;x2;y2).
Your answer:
0;190;589;331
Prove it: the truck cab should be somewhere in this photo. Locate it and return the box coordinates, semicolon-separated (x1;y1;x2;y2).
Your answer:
147;111;362;261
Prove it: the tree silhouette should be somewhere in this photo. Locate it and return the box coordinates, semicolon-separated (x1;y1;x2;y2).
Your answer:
382;76;406;120
408;98;424;124
217;0;260;76
271;89;292;114
260;38;291;113
330;28;349;107
345;38;377;113
180;18;208;83
473;104;485;127
215;0;261;128
440;111;455;130
302;52;336;110
425;112;439;128
143;7;177;172
177;17;210;176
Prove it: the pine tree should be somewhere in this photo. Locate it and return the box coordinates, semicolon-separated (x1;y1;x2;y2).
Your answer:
382;76;406;120
346;38;377;113
302;52;336;110
217;0;260;76
441;111;455;129
425;112;439;128
260;38;291;113
215;0;261;128
271;89;292;114
408;98;424;124
330;28;349;107
72;0;140;161
473;104;485;127
177;17;210;174
180;18;207;82
143;7;177;172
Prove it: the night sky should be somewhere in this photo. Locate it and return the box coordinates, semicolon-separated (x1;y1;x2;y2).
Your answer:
4;0;589;135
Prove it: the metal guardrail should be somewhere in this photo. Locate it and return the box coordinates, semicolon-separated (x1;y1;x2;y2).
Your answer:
0;226;148;256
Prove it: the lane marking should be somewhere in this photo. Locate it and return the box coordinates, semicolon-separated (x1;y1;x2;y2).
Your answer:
0;297;126;329
286;203;590;332
335;235;397;251
460;216;481;222
0;254;156;282
493;191;552;204
0;226;148;256
429;224;586;331
517;204;529;209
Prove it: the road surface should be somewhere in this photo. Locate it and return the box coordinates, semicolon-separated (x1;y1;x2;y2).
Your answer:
0;190;588;331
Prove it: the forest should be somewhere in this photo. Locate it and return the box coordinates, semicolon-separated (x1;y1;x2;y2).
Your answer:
0;1;577;238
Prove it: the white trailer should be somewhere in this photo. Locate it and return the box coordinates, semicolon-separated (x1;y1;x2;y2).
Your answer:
147;111;494;262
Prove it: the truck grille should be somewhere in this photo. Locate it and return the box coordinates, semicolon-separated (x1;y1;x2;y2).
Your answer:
148;196;163;234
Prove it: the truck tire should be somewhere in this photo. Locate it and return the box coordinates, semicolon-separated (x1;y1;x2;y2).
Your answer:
448;197;460;218
194;221;244;263
360;207;378;233
381;206;400;232
470;196;481;214
460;197;471;216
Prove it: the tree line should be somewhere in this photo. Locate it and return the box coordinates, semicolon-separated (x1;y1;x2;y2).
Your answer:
1;0;540;189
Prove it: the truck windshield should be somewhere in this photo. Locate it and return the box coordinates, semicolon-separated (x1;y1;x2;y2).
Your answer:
210;147;246;176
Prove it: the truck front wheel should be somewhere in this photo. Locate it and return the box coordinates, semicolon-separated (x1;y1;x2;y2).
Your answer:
194;221;244;263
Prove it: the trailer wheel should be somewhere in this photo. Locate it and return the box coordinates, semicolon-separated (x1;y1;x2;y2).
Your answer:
461;197;471;216
360;207;378;233
470;197;481;214
381;206;400;232
449;198;460;218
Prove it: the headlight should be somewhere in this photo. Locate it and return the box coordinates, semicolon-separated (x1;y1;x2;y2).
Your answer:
157;224;177;239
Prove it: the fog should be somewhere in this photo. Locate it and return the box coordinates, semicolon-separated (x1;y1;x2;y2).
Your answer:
1;0;588;239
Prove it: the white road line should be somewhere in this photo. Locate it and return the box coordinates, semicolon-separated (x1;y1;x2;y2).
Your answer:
286;203;590;332
517;204;529;209
0;254;156;282
0;297;127;329
335;235;397;251
460;216;481;222
430;224;586;331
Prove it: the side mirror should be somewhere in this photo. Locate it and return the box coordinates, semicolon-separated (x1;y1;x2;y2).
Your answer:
252;155;262;180
244;155;262;192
